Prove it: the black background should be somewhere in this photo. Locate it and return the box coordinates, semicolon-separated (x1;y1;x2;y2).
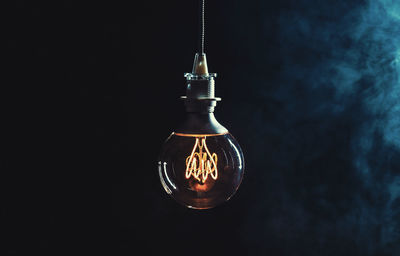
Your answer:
4;0;400;255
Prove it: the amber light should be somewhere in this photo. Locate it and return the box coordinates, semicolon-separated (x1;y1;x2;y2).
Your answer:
185;136;218;183
159;132;244;209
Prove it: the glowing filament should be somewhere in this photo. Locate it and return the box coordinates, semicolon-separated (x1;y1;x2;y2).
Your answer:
185;137;218;183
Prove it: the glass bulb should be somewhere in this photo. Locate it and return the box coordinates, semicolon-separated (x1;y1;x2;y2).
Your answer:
158;131;244;209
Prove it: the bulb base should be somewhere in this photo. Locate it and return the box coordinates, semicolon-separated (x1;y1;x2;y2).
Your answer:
175;113;228;135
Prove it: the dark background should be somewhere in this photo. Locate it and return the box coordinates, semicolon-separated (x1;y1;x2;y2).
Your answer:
3;0;400;255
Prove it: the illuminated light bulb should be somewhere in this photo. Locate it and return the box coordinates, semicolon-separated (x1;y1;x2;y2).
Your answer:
158;52;245;209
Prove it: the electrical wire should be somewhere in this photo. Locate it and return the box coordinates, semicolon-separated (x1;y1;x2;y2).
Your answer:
200;0;205;54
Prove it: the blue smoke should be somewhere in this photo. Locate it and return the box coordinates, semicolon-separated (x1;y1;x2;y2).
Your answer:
352;2;400;251
230;0;400;254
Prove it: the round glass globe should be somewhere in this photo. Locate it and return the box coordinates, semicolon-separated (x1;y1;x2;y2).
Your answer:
158;132;244;209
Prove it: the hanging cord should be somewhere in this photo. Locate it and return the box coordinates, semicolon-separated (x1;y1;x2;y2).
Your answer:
200;0;205;54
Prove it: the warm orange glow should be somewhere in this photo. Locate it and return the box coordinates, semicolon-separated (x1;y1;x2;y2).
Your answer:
185;137;218;183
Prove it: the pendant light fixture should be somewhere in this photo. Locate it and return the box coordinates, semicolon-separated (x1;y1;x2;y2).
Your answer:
157;0;245;209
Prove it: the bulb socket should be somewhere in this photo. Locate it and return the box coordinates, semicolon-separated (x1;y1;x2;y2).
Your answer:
181;53;221;113
176;53;227;134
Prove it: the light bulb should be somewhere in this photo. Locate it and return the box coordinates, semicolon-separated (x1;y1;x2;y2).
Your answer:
158;53;245;209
